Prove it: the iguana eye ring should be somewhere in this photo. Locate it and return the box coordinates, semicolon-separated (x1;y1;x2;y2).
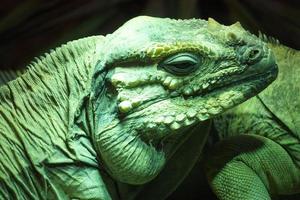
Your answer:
159;53;200;76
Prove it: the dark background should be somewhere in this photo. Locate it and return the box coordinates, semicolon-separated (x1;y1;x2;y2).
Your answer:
1;0;299;70
0;0;299;199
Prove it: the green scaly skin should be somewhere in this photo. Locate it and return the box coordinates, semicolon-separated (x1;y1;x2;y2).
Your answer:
206;39;300;199
0;16;277;199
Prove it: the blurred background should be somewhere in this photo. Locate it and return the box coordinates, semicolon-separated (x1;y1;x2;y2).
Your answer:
0;0;299;199
0;0;299;71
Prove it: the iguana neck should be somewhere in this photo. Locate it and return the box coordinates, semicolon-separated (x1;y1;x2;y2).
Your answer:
0;36;104;162
267;42;299;65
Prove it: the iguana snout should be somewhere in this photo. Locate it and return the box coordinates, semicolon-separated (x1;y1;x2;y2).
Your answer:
236;42;276;75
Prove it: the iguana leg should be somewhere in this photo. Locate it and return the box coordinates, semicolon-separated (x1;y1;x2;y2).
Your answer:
204;134;300;200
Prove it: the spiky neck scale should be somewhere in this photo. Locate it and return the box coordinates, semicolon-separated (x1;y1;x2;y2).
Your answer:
0;36;103;165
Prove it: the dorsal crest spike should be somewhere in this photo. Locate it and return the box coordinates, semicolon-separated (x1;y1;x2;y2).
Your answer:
207;18;222;29
230;21;243;29
258;30;280;45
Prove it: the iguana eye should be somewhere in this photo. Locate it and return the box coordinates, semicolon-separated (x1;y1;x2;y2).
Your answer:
159;53;200;76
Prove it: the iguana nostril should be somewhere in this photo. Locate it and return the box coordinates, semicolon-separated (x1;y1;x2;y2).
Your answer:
247;48;261;62
242;47;263;64
237;45;263;65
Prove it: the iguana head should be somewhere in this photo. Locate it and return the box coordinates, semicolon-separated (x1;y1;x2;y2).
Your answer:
89;16;277;184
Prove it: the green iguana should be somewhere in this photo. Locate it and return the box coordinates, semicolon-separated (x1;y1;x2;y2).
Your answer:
205;33;300;199
0;16;277;199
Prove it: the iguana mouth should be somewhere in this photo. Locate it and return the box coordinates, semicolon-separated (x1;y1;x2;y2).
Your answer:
195;66;277;98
